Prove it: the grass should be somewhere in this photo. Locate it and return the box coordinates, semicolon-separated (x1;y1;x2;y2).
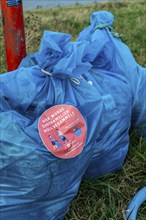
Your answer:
0;0;146;219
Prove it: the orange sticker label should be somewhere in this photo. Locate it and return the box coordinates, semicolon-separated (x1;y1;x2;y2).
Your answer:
38;104;87;159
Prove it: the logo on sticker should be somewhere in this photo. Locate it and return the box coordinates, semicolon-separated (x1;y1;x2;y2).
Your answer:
38;104;86;159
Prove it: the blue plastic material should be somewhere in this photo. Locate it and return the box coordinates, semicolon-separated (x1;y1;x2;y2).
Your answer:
0;11;146;220
126;187;146;220
77;11;146;138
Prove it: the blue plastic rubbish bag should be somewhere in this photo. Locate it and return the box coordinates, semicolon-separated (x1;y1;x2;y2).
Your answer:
0;66;103;220
77;11;146;178
77;11;146;139
0;11;145;220
0;32;105;219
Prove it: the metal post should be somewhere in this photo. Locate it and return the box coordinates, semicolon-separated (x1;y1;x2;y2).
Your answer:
1;0;26;71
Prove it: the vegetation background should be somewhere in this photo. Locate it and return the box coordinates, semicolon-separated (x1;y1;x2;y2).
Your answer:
0;0;146;219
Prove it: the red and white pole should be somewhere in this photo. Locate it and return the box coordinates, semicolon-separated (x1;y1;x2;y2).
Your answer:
1;0;26;71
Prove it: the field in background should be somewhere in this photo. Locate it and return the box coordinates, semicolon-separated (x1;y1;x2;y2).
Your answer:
0;0;146;219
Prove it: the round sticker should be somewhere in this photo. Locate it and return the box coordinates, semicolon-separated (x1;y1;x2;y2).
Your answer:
38;104;86;159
